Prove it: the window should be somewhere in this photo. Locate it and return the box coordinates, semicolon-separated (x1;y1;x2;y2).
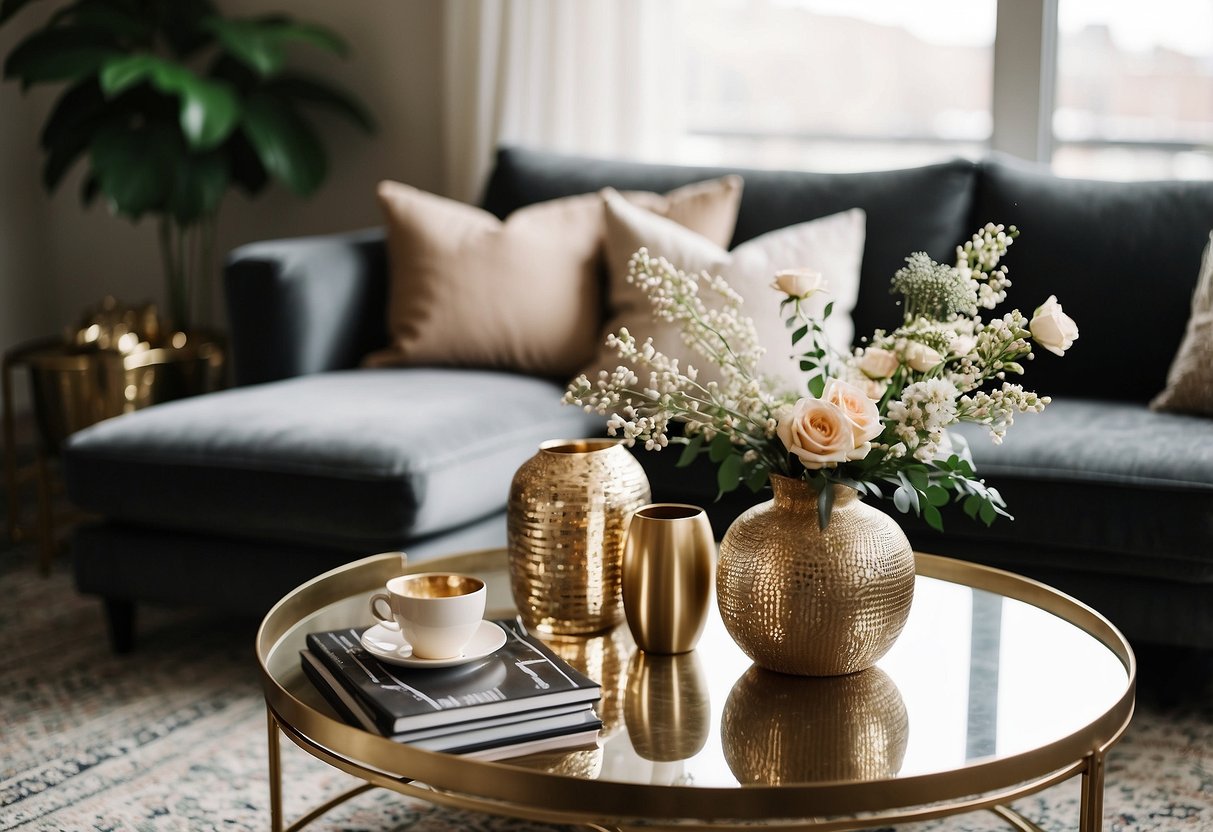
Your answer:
1052;0;1213;180
676;0;1213;180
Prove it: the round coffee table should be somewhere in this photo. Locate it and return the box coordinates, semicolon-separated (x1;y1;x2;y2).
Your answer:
257;549;1134;832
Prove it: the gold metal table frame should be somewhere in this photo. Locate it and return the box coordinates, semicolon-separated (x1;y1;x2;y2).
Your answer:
256;550;1135;832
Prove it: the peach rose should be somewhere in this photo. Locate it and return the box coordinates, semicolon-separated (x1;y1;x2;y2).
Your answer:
776;397;854;468
858;347;899;379
771;268;827;300
823;377;884;451
1030;295;1079;356
899;339;944;373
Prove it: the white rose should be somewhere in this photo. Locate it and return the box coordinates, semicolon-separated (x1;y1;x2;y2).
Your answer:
858;347;899;379
776;397;853;469
1030;295;1079;356
771;268;827;300
899;340;944;373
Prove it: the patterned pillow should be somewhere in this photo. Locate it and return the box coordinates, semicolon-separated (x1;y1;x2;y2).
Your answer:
1151;232;1213;417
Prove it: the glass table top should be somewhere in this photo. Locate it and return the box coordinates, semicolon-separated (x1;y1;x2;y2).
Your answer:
271;550;1132;791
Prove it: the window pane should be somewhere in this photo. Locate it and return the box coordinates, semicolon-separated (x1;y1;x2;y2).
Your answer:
1053;0;1213;180
679;0;996;172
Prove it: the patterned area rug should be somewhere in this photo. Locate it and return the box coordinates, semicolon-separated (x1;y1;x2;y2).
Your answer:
2;541;1212;832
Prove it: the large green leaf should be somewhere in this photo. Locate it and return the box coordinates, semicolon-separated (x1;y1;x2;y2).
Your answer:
265;74;374;131
205;17;348;77
240;92;324;195
159;0;219;57
168;152;229;223
89;120;179;219
100;54;239;149
3;26;117;86
48;1;153;42
224;129;268;196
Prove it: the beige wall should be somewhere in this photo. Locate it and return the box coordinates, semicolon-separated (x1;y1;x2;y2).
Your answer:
0;0;445;413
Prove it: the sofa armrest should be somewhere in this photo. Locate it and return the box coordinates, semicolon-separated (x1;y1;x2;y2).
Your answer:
223;228;389;386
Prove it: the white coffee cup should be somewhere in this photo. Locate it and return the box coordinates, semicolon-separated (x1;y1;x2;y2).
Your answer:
369;573;487;659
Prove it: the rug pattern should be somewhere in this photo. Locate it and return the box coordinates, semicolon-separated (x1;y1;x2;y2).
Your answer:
1;545;1211;832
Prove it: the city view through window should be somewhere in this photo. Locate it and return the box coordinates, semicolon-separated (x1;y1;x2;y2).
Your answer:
678;0;1213;180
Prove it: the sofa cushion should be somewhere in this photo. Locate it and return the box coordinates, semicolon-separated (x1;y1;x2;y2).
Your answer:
482;145;978;340
1152;230;1213;417
366;177;742;379
596;188;865;390
936;399;1213;582
63;369;605;550
974;156;1213;404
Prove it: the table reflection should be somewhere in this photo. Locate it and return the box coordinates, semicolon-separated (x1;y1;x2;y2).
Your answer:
722;666;908;785
624;651;711;762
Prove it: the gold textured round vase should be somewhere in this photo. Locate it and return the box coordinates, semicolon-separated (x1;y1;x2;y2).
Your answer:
717;475;915;676
507;439;650;635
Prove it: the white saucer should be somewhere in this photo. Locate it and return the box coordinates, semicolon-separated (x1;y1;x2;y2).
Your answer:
359;620;507;668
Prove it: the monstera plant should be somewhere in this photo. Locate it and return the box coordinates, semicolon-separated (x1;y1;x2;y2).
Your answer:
2;0;374;331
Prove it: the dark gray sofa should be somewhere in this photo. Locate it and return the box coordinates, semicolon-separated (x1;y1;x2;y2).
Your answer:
63;146;1213;651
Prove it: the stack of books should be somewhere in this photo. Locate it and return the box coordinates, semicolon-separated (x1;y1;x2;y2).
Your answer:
300;617;602;761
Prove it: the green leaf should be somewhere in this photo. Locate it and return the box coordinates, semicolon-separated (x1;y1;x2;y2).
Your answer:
817;484;835;531
100;54;240;149
963;493;982;519
893;486;912;514
924;503;944;532
49;2;153;41
676;434;703;468
3;26;117;86
240;92;325;195
708;432;733;463
799;360;814;371
264;73;374;131
745;464;769;493
925;485;950;507
716;453;743;496
907;467;929;492
167;152;229;223
823;301;835;320
978;499;997;526
89;121;178;219
206;18;348;77
807;375;825;398
791;324;809;345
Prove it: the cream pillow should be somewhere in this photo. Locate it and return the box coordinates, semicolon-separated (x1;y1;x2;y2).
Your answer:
591;188;866;394
1151;232;1213;417
365;177;743;377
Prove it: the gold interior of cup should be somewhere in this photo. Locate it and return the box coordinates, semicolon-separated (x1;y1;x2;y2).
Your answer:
399;573;483;599
635;504;702;521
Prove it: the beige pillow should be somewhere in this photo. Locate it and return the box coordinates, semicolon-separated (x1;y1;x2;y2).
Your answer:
366;176;743;377
591;188;865;394
1151;232;1213;416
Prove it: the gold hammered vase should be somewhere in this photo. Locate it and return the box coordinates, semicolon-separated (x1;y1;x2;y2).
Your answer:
717;474;915;676
507;439;650;634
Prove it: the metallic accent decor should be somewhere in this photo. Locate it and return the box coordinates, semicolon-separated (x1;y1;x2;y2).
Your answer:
621;503;714;654
507;439;650;635
624;650;710;763
722;665;908;785
717;475;915;676
541;627;632;737
257;548;1136;832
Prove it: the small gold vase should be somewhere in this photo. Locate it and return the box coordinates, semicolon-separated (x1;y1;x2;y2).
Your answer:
624;650;711;762
722;665;908;784
717;475;914;676
507;439;650;634
621;504;715;654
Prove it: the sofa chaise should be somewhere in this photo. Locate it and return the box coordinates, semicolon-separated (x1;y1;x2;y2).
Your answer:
63;146;1213;651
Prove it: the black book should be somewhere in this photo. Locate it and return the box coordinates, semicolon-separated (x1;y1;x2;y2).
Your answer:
301;649;601;750
303;618;601;736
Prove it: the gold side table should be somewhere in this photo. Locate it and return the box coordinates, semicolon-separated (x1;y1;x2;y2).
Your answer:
2;335;224;573
257;549;1135;832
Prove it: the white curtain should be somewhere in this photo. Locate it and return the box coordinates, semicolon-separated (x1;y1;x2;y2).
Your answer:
442;0;683;204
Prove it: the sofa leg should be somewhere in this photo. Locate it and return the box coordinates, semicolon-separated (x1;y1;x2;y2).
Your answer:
103;598;136;654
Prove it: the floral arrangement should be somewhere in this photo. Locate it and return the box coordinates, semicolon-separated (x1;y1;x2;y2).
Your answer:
564;224;1079;531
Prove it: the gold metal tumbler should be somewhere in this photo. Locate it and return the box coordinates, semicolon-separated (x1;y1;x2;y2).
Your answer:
621;504;714;654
